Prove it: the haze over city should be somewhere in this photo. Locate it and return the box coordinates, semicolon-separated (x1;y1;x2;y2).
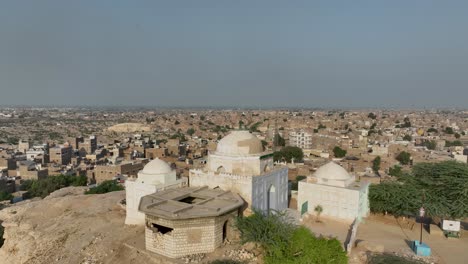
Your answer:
1;1;468;108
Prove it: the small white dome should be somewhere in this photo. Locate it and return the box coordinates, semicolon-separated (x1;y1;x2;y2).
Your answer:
216;130;263;156
140;158;172;175
314;162;351;181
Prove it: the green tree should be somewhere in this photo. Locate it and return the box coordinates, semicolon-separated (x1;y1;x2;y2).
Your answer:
446;140;463;147
396;151;411;165
368;112;377;119
333;146;347;158
273;146;303;163
85;180;124;195
427;127;438;133
445;127;454;134
455;133;461;139
424;140;437;150
372;156;381;174
273;133;285;147
0;191;13;201
388;165;403;177
403;134;412;141
186;128;195;136
318;123;326;129
369;161;468;219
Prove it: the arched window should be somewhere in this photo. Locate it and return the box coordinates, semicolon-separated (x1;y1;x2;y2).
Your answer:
216;166;226;174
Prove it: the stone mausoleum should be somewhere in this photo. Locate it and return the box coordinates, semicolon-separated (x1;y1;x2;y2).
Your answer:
125;158;187;225
297;162;369;221
139;186;243;258
190;130;288;212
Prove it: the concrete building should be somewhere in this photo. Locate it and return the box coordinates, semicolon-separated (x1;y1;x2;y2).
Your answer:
125;158;187;225
289;130;313;150
18;140;31;153
190;130;288;212
94;161;145;184
49;144;73;165
297;162;369;221
139;186;243;258
18;161;48;180
78;135;97;156
145;147;169;160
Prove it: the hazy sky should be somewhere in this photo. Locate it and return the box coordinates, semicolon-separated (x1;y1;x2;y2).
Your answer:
1;1;467;108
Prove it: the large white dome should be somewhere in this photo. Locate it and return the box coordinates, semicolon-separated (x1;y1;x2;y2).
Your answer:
140;158;172;175
216;130;264;156
314;162;351;181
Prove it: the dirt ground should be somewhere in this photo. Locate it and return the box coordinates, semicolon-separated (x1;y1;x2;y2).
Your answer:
356;218;468;264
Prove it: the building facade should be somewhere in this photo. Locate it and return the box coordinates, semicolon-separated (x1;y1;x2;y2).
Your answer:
297;162;369;221
289;130;313;150
189;130;288;212
125;158;187;225
139;187;243;258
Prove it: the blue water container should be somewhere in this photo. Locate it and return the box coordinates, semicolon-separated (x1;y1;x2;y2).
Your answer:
412;240;431;256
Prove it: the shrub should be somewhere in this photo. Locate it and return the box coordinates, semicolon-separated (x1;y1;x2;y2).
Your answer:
0;191;13;201
264;227;347;264
396;151;411;165
85;180;124;195
235;211;347;264
333;146;347;158
22;175;88;198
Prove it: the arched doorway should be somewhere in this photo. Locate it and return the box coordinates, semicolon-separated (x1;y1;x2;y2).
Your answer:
267;185;277;212
222;220;228;242
216;166;226;174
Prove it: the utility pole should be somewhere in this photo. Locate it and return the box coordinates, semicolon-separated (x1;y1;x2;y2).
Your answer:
419;191;426;244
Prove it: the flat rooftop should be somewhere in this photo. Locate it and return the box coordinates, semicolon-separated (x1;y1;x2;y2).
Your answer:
138;186;243;220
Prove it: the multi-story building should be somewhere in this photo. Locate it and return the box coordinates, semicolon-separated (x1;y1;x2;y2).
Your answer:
78;135;97;156
289;130;313;150
93;161;145;184
49;143;73;165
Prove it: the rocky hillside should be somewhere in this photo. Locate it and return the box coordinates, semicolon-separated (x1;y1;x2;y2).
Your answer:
0;187;173;264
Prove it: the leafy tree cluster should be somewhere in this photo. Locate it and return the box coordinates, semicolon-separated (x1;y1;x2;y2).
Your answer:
396;117;411;128
445;140;462;147
170;132;186;142
7;137;19;145
85;180;124;194
186;128;195;136
0;191;13;201
273;133;285;147
317;123;326;130
249;122;262;133
333;146;347;158
273;146;303;163
403;134;412;141
424;140;437;150
372;156;381;174
444;126;454;134
369;161;468;219
235;210;347;264
427;127;438;133
21;175;88;199
396;151;411;165
388;165;403;177
368;112;377;119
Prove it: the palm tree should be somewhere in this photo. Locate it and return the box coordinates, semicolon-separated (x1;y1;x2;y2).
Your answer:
314;205;323;223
